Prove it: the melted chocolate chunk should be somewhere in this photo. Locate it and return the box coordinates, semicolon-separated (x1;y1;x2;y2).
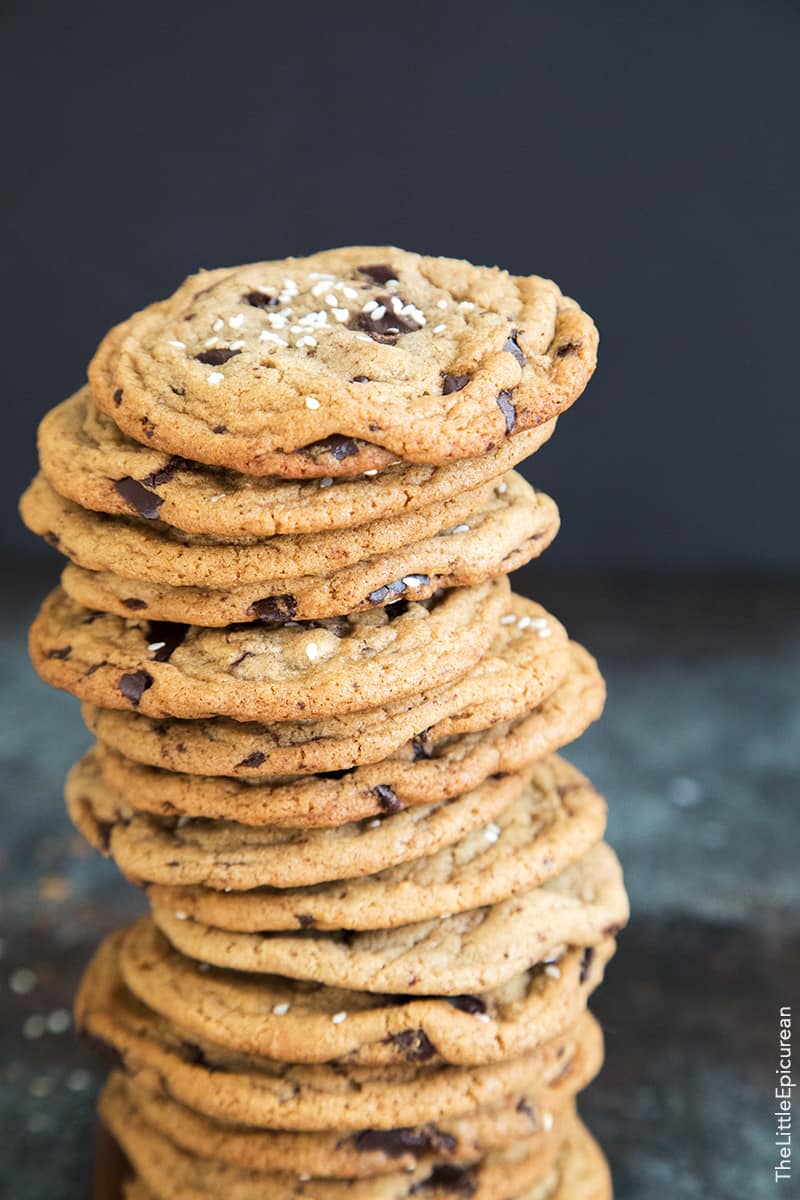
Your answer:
141;456;191;488
236;751;266;769
367;579;407;606
357;264;397;284
243;290;279;308
411;1165;477;1196
516;1097;537;1125
194;347;241;366
113;389;123;406
46;645;72;660
213;424;228;434
140;417;156;439
504;330;526;366
122;598;147;611
441;372;470;394
496;390;516;433
317;767;356;781
446;995;487;1015
579;946;595;983
181;1043;221;1071
113;477;163;521
118;670;153;706
373;784;401;814
389;1028;436;1062
84;661;107;677
350;294;422;343
250;595;298;623
296;914;316;929
146;622;188;662
305;434;360;462
383;598;410;620
557;340;582;357
351;1125;456;1157
412;729;432;760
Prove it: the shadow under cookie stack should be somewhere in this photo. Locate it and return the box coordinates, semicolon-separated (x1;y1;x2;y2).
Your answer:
22;247;628;1200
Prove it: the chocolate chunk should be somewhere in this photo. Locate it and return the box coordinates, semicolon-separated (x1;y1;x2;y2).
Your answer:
140;417;156;439
236;751;266;769
389;1029;436;1062
118;670;153;706
243;290;279;308
441;372;470;394
113;389;123;406
411;1165;477;1196
146;622;188;662
250;595;298;623
351;1125;456;1157
84;661;107;677
213;424;228;434
113;477;163;521
351;375;370;383
367;579;407;606
446;995;487;1015
122;598;147;611
350;294;422;342
46;645;72;660
296;914;316;929
141;456;191;488
357;264;397;284
373;784;401;813
579;946;595;983
412;729;432;760
557;340;582;357
181;1043;221;1071
44;531;61;548
496;390;516;432
305;434;360;462
516;1097;537;1125
504;330;526;366
383;598;410;620
194;347;241;366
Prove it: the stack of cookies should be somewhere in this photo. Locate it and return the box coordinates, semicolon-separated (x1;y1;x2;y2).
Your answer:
22;247;628;1200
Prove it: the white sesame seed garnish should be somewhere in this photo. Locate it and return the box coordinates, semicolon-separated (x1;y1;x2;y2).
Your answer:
260;331;288;346
228;314;245;329
542;1112;554;1132
517;616;532;630
229;339;245;350
207;372;224;385
500;614;517;625
299;1175;311;1183
212;318;224;332
272;1002;290;1015
356;334;372;342
402;575;427;588
306;642;320;661
371;304;386;320
209;493;226;503
459;300;475;311
367;819;381;828
331;1011;348;1024
390;296;404;314
204;336;219;348
46;1009;71;1035
496;481;508;494
545;964;561;979
342;287;358;300
175;911;189;921
433;323;447;333
23;1015;46;1039
311;281;330;297
485;823;501;843
451;523;469;534
529;617;549;629
167;340;185;349
305;396;320;409
436;298;448;309
332;307;349;322
475;1012;491;1023
147;642;166;652
325;293;338;305
362;300;378;313
363;469;378;476
10;968;36;995
538;627;553;639
297;335;317;348
319;477;333;488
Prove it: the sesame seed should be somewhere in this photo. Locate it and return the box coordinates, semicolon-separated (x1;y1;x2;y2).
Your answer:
260;331;288;346
342;287;359;299
433;323;447;333
475;1012;491;1023
367;819;381;828
319;477;333;488
229;339;245;350
364;469;378;476
10;968;36;995
371;305;386;320
209;493;226;503
402;575;426;588
167;340;185;349
207;372;224;385
331;1011;348;1024
305;396;320;409
147;642;166;652
542;1112;554;1132
311;281;330;297
485;823;501;843
528;617;549;629
362;300;378;313
306;643;320;661
332;307;349;322
390;296;404;314
538;628;553;639
356;334;372;342
23;1014;46;1039
212;318;224;332
451;523;469;534
297;335;317;348
299;1175;311;1182
436;299;448;309
500;614;517;625
272;1002;290;1015
517;616;532;630
325;293;338;305
175;911;189;921
204;336;219;348
496;481;508;494
545;965;561;980
459;301;475;311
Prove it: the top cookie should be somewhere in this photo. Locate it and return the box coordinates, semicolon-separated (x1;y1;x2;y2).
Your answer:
89;247;597;477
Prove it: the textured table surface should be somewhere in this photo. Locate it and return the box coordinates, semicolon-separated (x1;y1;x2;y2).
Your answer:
1;565;798;1198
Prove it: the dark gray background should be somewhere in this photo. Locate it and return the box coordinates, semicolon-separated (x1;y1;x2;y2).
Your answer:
2;0;798;567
